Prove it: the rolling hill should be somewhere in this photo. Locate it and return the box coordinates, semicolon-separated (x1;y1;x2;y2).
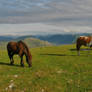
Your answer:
23;38;53;48
0;37;53;49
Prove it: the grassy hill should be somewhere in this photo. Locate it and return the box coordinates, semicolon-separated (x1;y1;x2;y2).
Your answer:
0;44;92;92
0;37;53;49
24;38;53;48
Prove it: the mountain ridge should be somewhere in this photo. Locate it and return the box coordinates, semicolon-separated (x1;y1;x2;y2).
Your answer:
0;33;91;45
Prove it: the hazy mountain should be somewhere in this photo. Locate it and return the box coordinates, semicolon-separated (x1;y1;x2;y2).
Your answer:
36;34;76;45
0;33;91;45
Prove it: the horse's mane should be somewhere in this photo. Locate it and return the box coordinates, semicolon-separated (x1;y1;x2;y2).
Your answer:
18;40;30;54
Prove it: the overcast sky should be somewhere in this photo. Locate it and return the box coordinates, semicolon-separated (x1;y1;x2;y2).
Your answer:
0;0;92;35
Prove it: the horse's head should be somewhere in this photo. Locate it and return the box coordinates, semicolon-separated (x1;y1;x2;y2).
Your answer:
19;41;32;67
26;53;32;67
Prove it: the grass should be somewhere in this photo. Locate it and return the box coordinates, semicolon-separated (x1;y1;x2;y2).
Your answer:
0;44;92;92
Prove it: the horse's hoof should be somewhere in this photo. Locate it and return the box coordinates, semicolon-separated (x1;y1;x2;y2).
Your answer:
10;63;14;65
21;64;24;67
29;64;32;67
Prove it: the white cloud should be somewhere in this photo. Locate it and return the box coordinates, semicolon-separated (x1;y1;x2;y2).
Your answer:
0;0;92;34
0;23;92;35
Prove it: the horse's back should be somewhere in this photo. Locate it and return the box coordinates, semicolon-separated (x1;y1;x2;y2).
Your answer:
76;36;92;46
77;36;87;41
7;41;18;52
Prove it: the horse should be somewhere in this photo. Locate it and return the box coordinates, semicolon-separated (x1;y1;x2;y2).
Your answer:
7;40;32;67
76;36;92;55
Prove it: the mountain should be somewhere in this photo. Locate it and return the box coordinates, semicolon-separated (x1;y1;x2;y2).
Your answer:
0;35;35;41
36;34;75;45
0;37;53;49
23;38;53;48
36;33;91;45
0;33;91;46
0;36;14;41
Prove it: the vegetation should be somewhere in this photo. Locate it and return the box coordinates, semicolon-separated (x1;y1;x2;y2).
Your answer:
0;37;53;49
24;38;53;48
0;44;92;92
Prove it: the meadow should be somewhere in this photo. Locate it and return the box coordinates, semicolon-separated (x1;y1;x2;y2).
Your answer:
0;44;92;92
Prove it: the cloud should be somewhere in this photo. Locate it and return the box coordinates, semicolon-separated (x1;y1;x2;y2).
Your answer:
0;0;92;34
0;23;66;35
0;0;50;10
0;23;92;36
0;0;92;24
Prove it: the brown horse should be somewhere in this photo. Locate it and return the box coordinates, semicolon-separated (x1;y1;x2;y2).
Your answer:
7;40;32;67
76;36;92;55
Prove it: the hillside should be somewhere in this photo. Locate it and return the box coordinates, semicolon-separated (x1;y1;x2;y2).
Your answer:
0;44;92;92
0;37;53;49
23;38;53;48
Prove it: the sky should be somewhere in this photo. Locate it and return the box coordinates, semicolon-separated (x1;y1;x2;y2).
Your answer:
0;0;92;35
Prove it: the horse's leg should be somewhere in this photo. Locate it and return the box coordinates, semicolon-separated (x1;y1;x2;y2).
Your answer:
10;55;14;65
8;52;14;65
20;55;24;67
76;44;81;56
19;50;24;67
87;46;91;56
77;51;80;56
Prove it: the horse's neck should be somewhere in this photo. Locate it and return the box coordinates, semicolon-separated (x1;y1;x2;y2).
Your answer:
24;49;31;58
19;41;31;58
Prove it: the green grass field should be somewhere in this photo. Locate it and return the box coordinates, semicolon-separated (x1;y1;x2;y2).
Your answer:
0;44;92;92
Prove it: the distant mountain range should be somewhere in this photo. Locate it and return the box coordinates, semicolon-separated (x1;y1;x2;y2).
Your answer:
0;33;91;47
36;34;76;45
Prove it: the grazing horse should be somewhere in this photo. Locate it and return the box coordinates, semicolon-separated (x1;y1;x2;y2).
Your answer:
7;40;32;67
76;36;92;55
